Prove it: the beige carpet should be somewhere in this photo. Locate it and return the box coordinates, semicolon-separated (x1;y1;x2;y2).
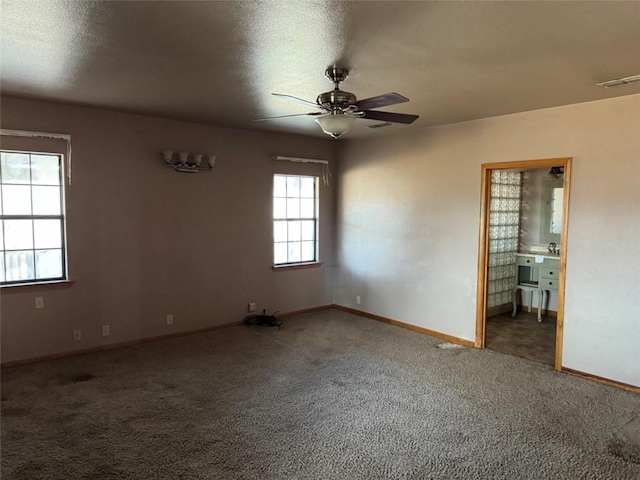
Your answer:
2;309;639;479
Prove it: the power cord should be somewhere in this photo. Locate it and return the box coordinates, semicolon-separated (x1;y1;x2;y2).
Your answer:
243;309;282;328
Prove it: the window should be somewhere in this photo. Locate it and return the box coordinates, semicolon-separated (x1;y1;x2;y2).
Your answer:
273;174;318;266
1;150;67;285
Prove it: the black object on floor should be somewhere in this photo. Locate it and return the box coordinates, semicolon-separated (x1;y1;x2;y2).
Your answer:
243;310;282;327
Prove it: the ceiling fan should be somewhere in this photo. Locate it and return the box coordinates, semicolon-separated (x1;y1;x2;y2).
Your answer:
255;67;419;139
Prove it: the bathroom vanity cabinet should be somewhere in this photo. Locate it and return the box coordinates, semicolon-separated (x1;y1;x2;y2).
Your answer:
512;253;559;321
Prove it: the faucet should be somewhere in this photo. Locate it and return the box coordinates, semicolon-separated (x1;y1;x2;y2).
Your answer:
548;242;557;254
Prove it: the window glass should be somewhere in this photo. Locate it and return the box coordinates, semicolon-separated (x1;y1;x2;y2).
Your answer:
35;249;63;279
287;242;301;263
273;175;287;197
1;153;31;184
31;155;60;185
1;151;67;285
34;219;62;249
273;220;287;243
273;174;318;266
5;250;35;282
32;186;61;215
301;241;315;262
300;199;315;218
2;185;32;214
4;219;34;250
286;198;300;217
301;221;315;241
287;221;301;242
273;198;286;219
274;243;287;264
285;176;300;197
300;177;315;198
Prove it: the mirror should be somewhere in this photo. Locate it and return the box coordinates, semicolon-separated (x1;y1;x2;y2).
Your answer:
539;175;563;244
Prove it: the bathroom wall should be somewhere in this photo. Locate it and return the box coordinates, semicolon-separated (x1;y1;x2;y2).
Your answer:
519;167;558;312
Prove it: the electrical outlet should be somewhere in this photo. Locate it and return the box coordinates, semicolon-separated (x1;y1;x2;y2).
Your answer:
102;325;110;336
356;296;361;305
73;329;82;341
166;314;174;325
248;302;256;312
35;297;44;309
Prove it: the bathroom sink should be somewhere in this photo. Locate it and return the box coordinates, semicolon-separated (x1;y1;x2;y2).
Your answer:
519;251;559;258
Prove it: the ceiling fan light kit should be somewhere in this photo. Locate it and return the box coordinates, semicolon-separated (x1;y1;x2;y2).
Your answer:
256;67;419;139
315;113;356;139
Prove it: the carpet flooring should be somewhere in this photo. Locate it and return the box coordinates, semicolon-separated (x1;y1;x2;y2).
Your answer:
486;312;556;365
2;309;639;479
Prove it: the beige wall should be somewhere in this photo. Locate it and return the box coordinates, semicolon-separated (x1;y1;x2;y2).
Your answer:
335;94;640;387
0;96;338;363
3;94;639;387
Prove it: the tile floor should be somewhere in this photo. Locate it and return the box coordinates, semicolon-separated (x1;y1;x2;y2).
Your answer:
486;312;556;366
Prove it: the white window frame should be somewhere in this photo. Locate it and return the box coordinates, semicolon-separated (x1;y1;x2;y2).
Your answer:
273;174;319;266
1;149;68;286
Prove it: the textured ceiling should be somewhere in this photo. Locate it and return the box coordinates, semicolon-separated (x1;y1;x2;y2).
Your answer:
1;0;639;139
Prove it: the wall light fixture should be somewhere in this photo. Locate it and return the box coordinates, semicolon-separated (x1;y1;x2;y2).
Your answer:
163;151;216;173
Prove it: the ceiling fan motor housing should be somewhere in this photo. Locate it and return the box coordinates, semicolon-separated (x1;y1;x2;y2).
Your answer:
317;90;357;110
318;67;357;110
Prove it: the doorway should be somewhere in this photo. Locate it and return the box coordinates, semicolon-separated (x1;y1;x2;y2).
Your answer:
475;158;571;370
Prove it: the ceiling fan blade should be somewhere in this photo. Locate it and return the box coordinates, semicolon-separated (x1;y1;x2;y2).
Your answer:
253;112;323;122
272;93;322;109
361;110;419;124
354;92;409;111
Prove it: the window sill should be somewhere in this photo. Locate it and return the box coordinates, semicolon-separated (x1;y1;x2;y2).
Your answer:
272;262;323;272
0;280;75;293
